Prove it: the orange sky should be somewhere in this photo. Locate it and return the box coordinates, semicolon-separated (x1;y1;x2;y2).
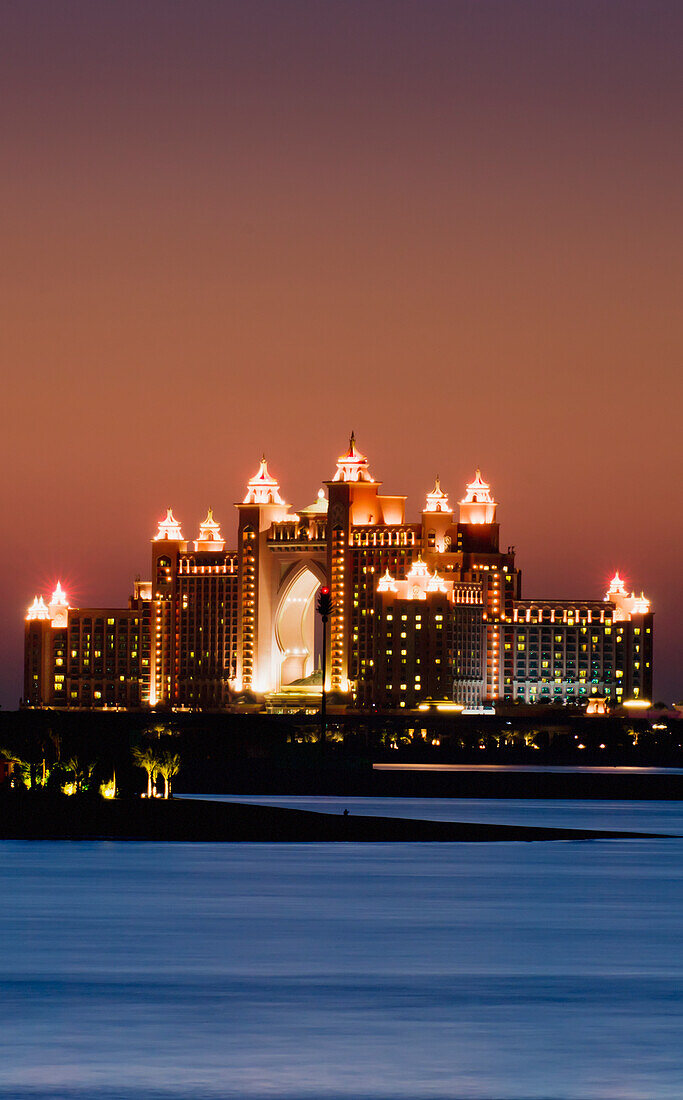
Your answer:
1;1;681;704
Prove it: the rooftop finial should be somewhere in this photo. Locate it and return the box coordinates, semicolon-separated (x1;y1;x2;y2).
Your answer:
334;433;374;483
424;475;450;513
154;508;184;541
243;457;284;505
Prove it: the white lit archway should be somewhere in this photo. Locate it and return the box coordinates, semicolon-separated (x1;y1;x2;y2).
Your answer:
273;561;327;689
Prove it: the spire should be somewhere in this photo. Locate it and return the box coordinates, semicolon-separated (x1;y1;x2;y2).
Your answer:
605;570;651;619
26;595;50;621
154;508;183;541
424;474;451;513
243;457;284;505
459;469;497;524
406;556;430;580
607;571;628;597
461;469;494;506
377;567;398;593
48;581;70;627
194;507;225;550
427;569;448;594
333;433;374;483
50;581;68;607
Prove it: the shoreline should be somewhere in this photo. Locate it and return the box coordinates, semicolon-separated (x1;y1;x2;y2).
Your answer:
0;793;667;842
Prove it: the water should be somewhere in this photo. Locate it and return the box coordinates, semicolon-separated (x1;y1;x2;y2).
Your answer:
182;794;683;836
2;823;683;1098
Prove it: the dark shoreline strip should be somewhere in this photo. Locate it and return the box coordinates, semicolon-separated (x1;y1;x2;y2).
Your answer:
0;795;668;842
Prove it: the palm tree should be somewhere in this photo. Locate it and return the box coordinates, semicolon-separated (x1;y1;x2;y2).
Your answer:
132;745;161;798
64;755;95;793
156;751;180;799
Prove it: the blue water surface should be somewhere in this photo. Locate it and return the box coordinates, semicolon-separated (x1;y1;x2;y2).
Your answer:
1;831;683;1099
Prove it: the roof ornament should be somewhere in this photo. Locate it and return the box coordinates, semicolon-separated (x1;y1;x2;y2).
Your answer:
48;581;70;627
377;567;398;593
26;595;50;621
300;488;328;515
461;469;494;506
154;508;184;541
406;556;430;580
50;581;69;606
427;569;448;594
424;474;451;513
194;507;225;550
459;469;497;524
333;432;374;483
605;571;651;619
606;571;628;597
243;457;284;505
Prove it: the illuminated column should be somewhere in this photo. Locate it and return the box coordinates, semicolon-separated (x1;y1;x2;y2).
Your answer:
151;510;186;706
235;458;290;694
326;482;351;693
24;597;51;705
324;436;380;696
237;513;258;691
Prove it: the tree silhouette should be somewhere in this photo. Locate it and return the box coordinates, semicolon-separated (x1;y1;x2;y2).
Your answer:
156;752;180;799
132;745;161;798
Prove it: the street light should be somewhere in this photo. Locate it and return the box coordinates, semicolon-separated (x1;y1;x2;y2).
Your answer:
316;586;333;743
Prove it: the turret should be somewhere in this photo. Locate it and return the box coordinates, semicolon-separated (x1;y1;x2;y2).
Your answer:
154;508;184;542
459;470;497;525
194;508;225;551
422;475;453;552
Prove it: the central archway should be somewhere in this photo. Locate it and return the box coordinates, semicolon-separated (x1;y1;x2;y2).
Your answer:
273;563;326;689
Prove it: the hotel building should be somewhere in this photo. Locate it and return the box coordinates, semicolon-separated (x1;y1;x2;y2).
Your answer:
24;436;653;711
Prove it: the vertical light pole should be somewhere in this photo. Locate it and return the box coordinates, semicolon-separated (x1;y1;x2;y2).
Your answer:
316;586;332;744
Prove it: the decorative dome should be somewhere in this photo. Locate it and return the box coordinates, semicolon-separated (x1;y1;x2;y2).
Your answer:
300;488;328;515
333;433;374;483
154;508;183;541
243;457;284;505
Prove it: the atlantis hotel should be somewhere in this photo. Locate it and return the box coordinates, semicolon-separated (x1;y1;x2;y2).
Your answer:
24;437;653;712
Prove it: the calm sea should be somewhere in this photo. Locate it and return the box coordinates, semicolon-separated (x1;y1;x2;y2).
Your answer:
2;800;683;1099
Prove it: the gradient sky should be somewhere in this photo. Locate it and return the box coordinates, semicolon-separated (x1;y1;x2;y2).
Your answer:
1;0;681;707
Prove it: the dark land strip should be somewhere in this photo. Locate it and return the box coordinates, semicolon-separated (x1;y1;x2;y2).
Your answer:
0;794;670;842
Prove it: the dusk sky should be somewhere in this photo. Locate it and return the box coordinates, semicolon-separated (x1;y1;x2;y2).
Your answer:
1;0;681;706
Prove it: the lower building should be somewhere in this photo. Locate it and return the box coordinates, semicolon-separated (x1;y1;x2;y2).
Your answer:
506;573;653;705
373;558;485;709
24;583;150;709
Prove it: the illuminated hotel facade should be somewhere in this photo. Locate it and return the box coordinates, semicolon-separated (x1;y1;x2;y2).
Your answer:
24;437;653;711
